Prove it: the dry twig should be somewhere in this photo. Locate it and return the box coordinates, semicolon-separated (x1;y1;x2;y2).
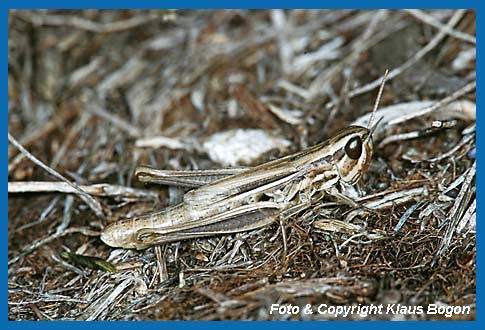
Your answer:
8;132;105;218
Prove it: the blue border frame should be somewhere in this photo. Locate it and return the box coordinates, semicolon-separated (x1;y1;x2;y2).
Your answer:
4;1;480;329
1;1;479;9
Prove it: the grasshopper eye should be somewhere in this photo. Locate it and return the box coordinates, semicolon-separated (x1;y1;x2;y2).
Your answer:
345;136;362;160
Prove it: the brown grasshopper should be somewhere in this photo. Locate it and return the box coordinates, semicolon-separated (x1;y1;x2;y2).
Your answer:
101;72;388;249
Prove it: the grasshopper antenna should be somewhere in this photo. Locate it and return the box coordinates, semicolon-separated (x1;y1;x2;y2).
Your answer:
367;69;389;131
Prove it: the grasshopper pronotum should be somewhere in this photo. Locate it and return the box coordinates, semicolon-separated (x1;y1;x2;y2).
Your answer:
101;72;388;249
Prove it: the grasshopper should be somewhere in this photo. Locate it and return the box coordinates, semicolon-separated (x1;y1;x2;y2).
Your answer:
101;73;388;250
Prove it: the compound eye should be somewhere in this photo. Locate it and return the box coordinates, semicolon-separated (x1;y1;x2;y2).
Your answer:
345;136;363;160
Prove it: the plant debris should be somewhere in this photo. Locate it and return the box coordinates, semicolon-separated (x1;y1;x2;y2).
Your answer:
61;251;117;273
8;10;475;320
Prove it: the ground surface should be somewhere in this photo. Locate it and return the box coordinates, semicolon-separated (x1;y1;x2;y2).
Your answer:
8;10;476;320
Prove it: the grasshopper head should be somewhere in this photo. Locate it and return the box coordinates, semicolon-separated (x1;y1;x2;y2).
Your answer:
330;126;373;185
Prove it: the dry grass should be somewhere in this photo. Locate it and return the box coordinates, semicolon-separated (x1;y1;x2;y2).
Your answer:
8;10;475;320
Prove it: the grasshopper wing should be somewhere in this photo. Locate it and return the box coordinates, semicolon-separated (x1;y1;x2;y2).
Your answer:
182;140;333;207
135;166;248;188
183;156;300;206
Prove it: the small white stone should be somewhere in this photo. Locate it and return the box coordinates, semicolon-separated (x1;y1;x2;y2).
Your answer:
202;129;291;166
